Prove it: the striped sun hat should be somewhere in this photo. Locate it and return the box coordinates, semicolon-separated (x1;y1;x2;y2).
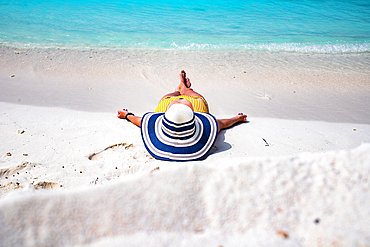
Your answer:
141;104;218;161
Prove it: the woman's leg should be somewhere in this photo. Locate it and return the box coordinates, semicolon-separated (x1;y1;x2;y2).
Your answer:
178;71;206;98
217;113;247;132
160;91;181;100
160;70;207;101
182;83;206;98
158;70;188;100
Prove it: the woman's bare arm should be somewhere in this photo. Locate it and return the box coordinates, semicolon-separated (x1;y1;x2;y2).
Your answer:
117;109;142;127
216;113;247;132
118;109;246;131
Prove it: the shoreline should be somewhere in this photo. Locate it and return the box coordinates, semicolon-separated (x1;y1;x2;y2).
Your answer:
1;46;370;123
2;40;370;53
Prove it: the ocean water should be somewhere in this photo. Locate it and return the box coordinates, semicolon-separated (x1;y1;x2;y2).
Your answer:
1;0;370;53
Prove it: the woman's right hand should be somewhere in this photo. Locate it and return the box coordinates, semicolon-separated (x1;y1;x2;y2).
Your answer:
117;108;129;119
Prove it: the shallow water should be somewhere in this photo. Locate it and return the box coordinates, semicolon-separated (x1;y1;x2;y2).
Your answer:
1;0;370;53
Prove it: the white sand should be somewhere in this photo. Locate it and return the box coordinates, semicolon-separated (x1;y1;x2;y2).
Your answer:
1;144;370;246
1;46;370;246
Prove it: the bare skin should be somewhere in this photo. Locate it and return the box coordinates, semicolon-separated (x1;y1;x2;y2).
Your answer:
160;70;207;106
117;109;142;127
117;70;247;132
216;113;247;132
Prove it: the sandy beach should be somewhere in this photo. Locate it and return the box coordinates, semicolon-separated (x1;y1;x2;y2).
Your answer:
1;46;370;246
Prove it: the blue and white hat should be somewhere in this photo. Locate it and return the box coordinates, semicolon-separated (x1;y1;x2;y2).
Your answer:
141;104;218;161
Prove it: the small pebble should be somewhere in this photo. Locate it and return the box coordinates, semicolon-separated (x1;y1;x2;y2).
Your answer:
277;230;289;239
10;74;15;78
353;128;356;131
150;167;160;173
23;154;28;156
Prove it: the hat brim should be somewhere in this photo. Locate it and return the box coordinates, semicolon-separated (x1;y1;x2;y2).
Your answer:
141;112;218;161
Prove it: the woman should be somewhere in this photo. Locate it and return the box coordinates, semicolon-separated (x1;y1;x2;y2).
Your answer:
117;70;247;161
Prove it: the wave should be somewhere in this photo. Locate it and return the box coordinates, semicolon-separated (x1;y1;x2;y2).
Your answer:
1;40;369;54
171;42;370;54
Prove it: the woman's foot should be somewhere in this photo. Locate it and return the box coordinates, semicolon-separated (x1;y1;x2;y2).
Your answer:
176;70;191;93
180;70;191;88
186;77;191;88
183;70;191;88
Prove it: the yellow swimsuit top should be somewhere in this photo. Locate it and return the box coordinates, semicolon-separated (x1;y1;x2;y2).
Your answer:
155;95;209;113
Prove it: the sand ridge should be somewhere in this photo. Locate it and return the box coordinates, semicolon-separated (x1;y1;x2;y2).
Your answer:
1;144;369;246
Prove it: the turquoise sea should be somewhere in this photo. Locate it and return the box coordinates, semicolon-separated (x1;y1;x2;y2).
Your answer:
1;0;370;53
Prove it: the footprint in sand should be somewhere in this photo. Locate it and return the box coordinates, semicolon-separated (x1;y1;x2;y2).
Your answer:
88;143;154;163
0;162;60;197
33;181;59;190
0;162;38;178
88;143;155;181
